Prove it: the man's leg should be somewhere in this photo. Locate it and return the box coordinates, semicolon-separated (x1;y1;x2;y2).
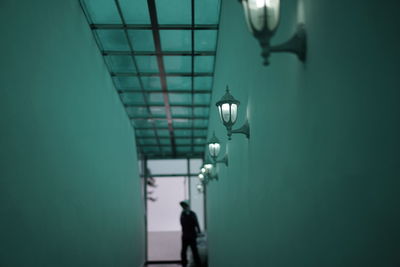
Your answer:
189;239;201;266
181;237;189;266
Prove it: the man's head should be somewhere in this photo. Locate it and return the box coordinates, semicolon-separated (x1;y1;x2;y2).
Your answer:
180;201;190;211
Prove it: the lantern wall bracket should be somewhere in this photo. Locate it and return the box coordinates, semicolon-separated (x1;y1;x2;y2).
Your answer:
228;119;250;140
203;173;218;182
261;24;307;65
213;154;229;167
209;173;219;181
201;178;209;186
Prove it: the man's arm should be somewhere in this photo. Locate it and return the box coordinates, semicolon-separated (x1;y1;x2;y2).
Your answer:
193;213;201;234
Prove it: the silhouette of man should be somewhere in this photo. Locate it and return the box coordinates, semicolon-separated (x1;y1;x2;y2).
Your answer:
180;201;201;266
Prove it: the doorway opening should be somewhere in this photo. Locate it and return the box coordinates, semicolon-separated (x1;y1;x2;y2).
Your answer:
142;158;205;265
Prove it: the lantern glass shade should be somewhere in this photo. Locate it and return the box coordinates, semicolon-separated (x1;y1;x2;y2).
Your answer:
197;184;204;193
243;0;280;32
231;103;238;123
219;103;238;125
221;103;230;123
216;86;241;128
266;0;280;31
204;163;213;170
198;174;204;180
247;0;266;31
201;168;206;174
208;143;221;157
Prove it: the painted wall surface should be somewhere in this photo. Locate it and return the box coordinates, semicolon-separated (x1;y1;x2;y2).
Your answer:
207;0;400;266
0;1;144;266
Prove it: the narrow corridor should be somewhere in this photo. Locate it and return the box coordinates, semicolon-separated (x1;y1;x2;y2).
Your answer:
1;0;400;266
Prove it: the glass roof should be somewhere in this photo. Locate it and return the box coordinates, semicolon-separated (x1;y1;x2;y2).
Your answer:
80;0;221;159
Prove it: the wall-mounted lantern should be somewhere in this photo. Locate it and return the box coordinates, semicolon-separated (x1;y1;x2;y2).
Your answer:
204;159;214;172
216;86;250;140
197;183;204;193
202;157;218;181
208;132;228;166
239;0;306;65
198;173;208;185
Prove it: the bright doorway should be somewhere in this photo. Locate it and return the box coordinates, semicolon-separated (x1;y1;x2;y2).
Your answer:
143;159;204;264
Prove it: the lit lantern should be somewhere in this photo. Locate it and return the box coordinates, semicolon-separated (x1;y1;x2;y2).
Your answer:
241;0;280;36
202;157;218;181
203;156;213;171
215;86;239;131
198;173;205;181
207;132;228;167
216;86;250;140
239;0;306;65
198;172;210;185
204;163;213;172
208;132;221;159
197;184;204;193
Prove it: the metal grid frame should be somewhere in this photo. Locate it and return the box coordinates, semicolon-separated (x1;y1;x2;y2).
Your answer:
80;0;220;159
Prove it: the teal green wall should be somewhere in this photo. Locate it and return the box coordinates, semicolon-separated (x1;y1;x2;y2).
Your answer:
0;1;144;266
207;0;400;266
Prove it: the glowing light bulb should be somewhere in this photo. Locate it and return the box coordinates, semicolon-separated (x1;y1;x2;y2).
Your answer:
249;0;265;9
197;184;204;193
221;103;231;123
204;164;213;170
231;104;238;124
256;0;266;8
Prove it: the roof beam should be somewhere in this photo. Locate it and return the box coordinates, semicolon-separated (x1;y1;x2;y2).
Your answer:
112;72;213;77
103;50;215;56
139;155;204;160
113;0;162;152
140;173;200;177
131;116;208;120
147;0;176;156
91;24;218;30
118;89;211;94
140;144;205;147
125;104;209;108
190;0;195;155
136;126;207;130
137;136;206;139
